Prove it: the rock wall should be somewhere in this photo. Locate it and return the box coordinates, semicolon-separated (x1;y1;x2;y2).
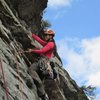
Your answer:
0;0;88;100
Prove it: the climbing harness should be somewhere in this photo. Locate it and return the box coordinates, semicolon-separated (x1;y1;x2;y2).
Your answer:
0;58;9;100
37;56;54;79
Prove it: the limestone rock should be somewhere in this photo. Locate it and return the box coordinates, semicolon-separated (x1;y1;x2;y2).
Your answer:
0;0;88;100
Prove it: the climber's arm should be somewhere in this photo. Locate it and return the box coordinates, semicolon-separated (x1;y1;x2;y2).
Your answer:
32;34;47;46
29;42;54;54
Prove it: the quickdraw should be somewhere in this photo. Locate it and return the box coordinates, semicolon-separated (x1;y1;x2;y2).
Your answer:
0;58;9;100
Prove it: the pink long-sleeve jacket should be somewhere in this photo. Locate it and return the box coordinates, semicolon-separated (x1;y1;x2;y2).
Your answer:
31;34;54;59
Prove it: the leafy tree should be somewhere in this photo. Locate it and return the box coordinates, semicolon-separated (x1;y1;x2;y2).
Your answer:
41;20;51;29
81;85;96;100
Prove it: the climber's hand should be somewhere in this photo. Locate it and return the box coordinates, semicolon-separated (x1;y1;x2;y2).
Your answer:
28;49;33;53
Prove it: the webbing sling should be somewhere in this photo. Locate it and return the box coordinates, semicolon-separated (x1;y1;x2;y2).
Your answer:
0;58;9;100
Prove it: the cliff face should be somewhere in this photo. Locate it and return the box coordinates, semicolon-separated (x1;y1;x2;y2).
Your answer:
0;0;88;100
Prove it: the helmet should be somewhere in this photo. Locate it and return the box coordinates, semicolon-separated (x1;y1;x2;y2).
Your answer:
44;29;55;36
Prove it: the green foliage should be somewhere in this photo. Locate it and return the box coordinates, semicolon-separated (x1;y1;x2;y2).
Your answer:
81;85;96;100
41;20;51;29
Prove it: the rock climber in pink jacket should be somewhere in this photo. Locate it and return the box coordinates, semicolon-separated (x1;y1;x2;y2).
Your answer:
28;29;55;59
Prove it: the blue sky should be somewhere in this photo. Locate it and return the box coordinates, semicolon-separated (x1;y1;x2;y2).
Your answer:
44;0;100;99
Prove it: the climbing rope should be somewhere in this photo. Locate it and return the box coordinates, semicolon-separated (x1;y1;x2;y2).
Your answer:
0;58;9;100
2;41;26;100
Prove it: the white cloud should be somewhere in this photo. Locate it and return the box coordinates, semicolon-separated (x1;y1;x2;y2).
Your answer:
53;10;67;19
82;38;100;69
57;36;100;87
48;0;72;8
87;72;100;87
